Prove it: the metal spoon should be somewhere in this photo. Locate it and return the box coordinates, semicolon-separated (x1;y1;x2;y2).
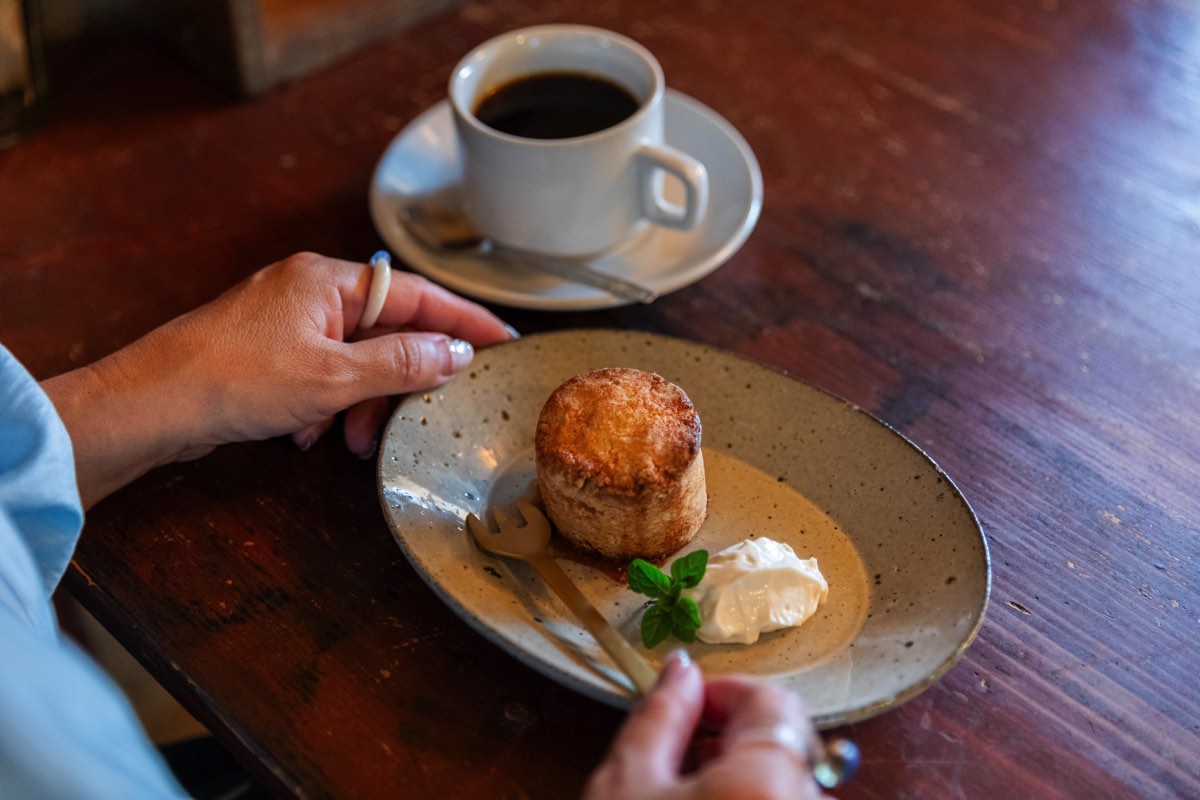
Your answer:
398;194;659;304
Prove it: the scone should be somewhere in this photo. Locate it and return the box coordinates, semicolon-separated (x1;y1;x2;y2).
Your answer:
535;367;707;560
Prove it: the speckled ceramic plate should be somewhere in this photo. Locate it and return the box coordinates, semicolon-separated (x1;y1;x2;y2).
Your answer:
377;329;990;727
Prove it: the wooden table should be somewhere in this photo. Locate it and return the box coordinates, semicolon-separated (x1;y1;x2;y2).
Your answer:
2;1;1197;797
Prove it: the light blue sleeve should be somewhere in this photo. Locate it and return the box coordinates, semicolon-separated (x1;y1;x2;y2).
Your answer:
0;346;189;799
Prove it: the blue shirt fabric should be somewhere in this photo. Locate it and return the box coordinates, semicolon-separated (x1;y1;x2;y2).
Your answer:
0;345;188;799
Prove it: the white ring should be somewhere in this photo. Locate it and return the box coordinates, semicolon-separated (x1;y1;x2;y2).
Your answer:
360;251;391;330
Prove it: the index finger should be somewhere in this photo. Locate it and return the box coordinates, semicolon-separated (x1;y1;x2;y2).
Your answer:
342;261;514;346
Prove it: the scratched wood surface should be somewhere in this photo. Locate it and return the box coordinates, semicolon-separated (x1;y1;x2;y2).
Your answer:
2;0;1198;797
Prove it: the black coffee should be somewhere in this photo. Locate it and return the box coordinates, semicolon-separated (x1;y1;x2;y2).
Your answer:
474;72;640;139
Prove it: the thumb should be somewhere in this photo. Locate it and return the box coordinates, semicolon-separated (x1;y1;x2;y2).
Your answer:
606;651;704;785
346;332;475;398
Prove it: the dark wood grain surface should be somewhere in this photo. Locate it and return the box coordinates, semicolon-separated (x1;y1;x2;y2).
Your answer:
3;1;1198;798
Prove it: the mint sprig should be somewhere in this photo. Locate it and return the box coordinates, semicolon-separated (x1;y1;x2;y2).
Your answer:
628;550;708;648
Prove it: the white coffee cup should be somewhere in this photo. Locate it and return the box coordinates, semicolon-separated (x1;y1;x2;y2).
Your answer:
448;25;709;257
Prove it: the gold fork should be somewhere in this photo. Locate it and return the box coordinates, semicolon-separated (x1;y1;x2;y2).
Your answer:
466;500;659;695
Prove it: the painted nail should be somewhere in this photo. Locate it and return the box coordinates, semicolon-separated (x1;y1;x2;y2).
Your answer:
657;649;693;687
448;338;475;371
503;324;521;340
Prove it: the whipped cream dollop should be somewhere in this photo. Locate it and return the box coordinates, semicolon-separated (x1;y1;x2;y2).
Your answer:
685;537;828;645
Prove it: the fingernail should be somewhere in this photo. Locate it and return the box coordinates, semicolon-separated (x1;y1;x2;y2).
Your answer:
503;324;521;340
448;338;475;371
657;649;693;687
297;432;317;452
359;439;379;460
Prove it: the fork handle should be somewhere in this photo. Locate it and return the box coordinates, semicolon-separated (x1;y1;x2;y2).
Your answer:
529;554;660;695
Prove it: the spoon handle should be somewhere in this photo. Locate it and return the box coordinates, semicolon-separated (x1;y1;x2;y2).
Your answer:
496;248;659;304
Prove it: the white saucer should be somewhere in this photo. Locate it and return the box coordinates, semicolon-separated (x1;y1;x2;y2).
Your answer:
368;90;763;311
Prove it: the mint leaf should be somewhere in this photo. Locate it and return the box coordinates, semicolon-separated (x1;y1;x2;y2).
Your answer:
631;552;709;647
641;603;674;648
668;598;702;644
628;559;671;599
671;550;708;589
674;596;702;629
670;620;697;644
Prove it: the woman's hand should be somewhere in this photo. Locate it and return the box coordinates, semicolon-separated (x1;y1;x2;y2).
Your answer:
585;651;830;800
43;252;516;507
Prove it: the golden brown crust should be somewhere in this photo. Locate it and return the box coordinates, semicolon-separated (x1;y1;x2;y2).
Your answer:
535;367;707;560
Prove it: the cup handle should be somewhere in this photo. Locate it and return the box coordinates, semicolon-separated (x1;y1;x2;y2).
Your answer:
637;143;709;230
